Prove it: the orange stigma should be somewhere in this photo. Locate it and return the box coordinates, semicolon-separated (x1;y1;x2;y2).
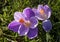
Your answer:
39;9;44;14
19;18;25;23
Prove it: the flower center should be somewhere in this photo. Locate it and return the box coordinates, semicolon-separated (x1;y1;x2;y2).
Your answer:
24;21;31;27
39;9;45;14
19;18;25;23
41;14;47;20
19;18;31;27
39;9;48;20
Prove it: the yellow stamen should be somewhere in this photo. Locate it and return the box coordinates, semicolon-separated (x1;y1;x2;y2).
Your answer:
39;9;44;14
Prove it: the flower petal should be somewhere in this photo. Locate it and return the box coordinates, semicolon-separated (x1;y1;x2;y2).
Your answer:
38;5;44;11
32;8;44;20
27;28;38;39
23;7;35;19
30;17;38;28
42;20;52;32
8;20;20;32
14;12;25;22
44;5;51;19
18;25;29;36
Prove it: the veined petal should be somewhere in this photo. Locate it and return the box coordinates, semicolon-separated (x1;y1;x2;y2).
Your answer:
23;7;35;19
27;28;38;39
32;8;44;20
14;12;25;22
44;5;51;19
38;5;44;11
18;25;29;36
30;17;38;28
42;20;52;32
8;20;20;32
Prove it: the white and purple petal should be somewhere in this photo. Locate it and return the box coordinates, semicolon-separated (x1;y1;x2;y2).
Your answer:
18;25;29;36
30;17;38;28
27;28;38;39
14;12;25;22
44;5;51;19
23;7;35;19
42;20;52;32
37;5;44;11
8;20;20;32
32;8;44;20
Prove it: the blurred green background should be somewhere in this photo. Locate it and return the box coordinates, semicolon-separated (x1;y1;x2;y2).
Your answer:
0;0;60;42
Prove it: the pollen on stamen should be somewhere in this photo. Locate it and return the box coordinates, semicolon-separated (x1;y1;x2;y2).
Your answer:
39;9;45;14
19;18;25;23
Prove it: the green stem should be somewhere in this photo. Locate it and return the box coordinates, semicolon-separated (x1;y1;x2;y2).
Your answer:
25;36;28;42
46;32;51;42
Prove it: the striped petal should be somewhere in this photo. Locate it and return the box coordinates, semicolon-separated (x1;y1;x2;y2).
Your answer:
42;20;52;32
27;28;38;39
18;25;29;36
23;7;35;19
8;20;20;32
14;12;25;22
30;17;38;28
44;5;51;19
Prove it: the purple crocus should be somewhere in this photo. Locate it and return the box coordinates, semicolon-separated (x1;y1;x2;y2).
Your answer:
8;7;38;39
32;5;52;32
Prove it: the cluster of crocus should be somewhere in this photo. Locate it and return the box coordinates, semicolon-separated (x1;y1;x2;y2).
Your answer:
8;5;52;39
32;5;52;32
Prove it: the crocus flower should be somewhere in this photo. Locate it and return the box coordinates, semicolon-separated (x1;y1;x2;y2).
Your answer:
32;5;52;32
8;7;38;39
